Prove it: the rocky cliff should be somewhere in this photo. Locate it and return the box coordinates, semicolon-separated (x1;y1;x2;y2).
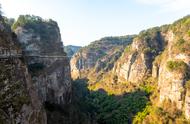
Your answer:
113;27;165;83
14;15;72;106
156;16;190;119
0;15;46;124
71;15;190;121
0;14;72;124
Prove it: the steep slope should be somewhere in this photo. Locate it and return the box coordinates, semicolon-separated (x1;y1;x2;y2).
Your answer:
0;15;46;124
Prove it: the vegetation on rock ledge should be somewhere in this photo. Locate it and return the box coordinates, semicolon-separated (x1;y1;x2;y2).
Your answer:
166;60;188;73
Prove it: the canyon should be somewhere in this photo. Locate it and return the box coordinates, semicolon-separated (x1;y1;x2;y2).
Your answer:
0;12;190;124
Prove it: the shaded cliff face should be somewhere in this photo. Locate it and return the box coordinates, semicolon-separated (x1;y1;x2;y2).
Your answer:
70;36;134;80
0;16;46;124
14;15;72;105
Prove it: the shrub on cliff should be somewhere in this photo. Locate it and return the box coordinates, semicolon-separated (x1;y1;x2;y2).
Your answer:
173;38;190;54
166;60;188;73
171;15;190;35
12;15;41;30
12;15;58;35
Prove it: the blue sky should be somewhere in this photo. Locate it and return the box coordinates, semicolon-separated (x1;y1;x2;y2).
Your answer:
0;0;190;46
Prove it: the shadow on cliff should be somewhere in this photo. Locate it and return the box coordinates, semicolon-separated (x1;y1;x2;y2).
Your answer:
69;78;150;124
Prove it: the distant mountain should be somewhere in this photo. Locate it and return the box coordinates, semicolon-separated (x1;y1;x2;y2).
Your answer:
70;35;134;80
64;45;81;58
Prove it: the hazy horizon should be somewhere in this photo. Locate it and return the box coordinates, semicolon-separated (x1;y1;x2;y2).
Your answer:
1;0;190;46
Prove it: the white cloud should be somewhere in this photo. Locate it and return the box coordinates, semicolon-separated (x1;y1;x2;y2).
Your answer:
136;0;190;13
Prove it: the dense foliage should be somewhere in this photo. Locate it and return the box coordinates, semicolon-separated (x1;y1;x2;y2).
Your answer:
72;79;150;124
81;35;135;55
12;15;57;30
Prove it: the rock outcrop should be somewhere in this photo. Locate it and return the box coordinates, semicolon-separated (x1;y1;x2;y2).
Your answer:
14;15;72;106
113;27;165;83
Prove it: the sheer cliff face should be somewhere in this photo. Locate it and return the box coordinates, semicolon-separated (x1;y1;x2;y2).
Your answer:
14;16;72;105
0;16;46;124
155;16;190;119
113;30;164;83
157;31;190;117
